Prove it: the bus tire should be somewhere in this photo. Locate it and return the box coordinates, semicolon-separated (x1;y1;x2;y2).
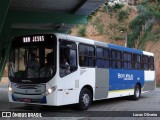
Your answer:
132;84;141;100
78;88;92;110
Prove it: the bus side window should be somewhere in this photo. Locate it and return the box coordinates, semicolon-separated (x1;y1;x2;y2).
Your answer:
104;49;110;68
132;54;141;70
123;52;132;70
79;44;95;67
70;50;76;66
111;50;122;69
111;50;116;69
141;55;149;70
123;52;128;69
149;56;154;71
96;47;103;68
116;51;122;69
96;47;110;68
60;40;77;77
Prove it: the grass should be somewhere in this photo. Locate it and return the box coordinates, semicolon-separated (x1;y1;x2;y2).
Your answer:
117;10;129;21
103;3;124;18
78;26;86;37
110;35;125;40
94;18;104;35
138;26;160;49
97;23;104;34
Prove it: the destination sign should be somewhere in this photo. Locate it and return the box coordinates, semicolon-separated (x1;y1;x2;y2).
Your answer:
23;36;45;43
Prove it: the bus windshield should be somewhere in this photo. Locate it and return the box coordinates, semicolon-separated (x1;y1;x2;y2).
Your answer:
9;34;57;81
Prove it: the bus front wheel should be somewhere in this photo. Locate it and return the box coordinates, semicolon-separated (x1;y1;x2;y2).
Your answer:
132;84;141;100
78;88;92;110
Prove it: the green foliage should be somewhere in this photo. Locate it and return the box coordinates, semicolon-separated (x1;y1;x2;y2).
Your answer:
130;13;147;29
128;12;148;48
108;22;128;33
103;5;114;17
110;35;125;41
103;3;124;17
145;4;160;18
97;23;104;34
138;28;152;49
127;33;135;48
117;24;128;32
137;5;146;13
94;18;104;34
138;27;160;49
127;27;142;48
114;4;124;10
117;10;129;21
138;0;160;18
78;26;86;37
140;0;148;5
128;0;160;48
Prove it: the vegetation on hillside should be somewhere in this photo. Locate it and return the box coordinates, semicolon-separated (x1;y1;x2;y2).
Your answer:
70;0;159;49
70;3;134;46
128;0;160;48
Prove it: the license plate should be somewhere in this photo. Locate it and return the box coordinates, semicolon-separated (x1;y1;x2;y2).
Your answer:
22;98;31;103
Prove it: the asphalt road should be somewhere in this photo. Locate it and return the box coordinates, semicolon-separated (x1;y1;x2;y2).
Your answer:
0;85;160;120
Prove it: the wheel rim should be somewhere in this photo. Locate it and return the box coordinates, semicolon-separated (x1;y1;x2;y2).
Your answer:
135;87;140;98
82;93;90;107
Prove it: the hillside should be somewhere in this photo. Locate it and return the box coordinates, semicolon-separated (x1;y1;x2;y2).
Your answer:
71;4;137;46
70;1;160;84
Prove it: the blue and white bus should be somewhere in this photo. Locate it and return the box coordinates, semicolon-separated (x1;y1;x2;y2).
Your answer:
8;33;155;110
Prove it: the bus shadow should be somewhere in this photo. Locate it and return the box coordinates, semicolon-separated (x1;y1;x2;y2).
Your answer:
10;103;79;112
90;95;149;108
9;96;149;112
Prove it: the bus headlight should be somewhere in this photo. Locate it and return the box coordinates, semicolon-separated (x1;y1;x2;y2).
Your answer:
9;87;13;92
48;88;53;94
43;86;57;96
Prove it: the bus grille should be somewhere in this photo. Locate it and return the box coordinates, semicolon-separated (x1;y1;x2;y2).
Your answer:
12;83;46;95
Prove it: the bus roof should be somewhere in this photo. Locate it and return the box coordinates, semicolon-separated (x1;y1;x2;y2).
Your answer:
54;33;154;56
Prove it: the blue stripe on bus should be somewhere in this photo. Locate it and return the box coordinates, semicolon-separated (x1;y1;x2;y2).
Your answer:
108;44;143;54
107;44;144;91
109;69;144;91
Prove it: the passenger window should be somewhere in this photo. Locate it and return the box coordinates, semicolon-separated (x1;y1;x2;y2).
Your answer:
149;56;154;71
97;48;103;58
111;50;116;59
111;50;122;69
96;47;110;68
117;51;121;60
123;52;132;70
104;49;110;58
79;44;95;67
141;55;149;70
59;40;77;77
132;54;141;70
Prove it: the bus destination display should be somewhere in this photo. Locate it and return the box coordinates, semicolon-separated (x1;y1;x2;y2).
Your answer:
23;36;45;43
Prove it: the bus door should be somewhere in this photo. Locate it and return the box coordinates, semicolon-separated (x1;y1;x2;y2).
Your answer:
95;47;109;99
59;40;78;105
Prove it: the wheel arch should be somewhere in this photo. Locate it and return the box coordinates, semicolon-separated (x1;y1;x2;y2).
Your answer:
135;82;142;93
80;85;94;101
